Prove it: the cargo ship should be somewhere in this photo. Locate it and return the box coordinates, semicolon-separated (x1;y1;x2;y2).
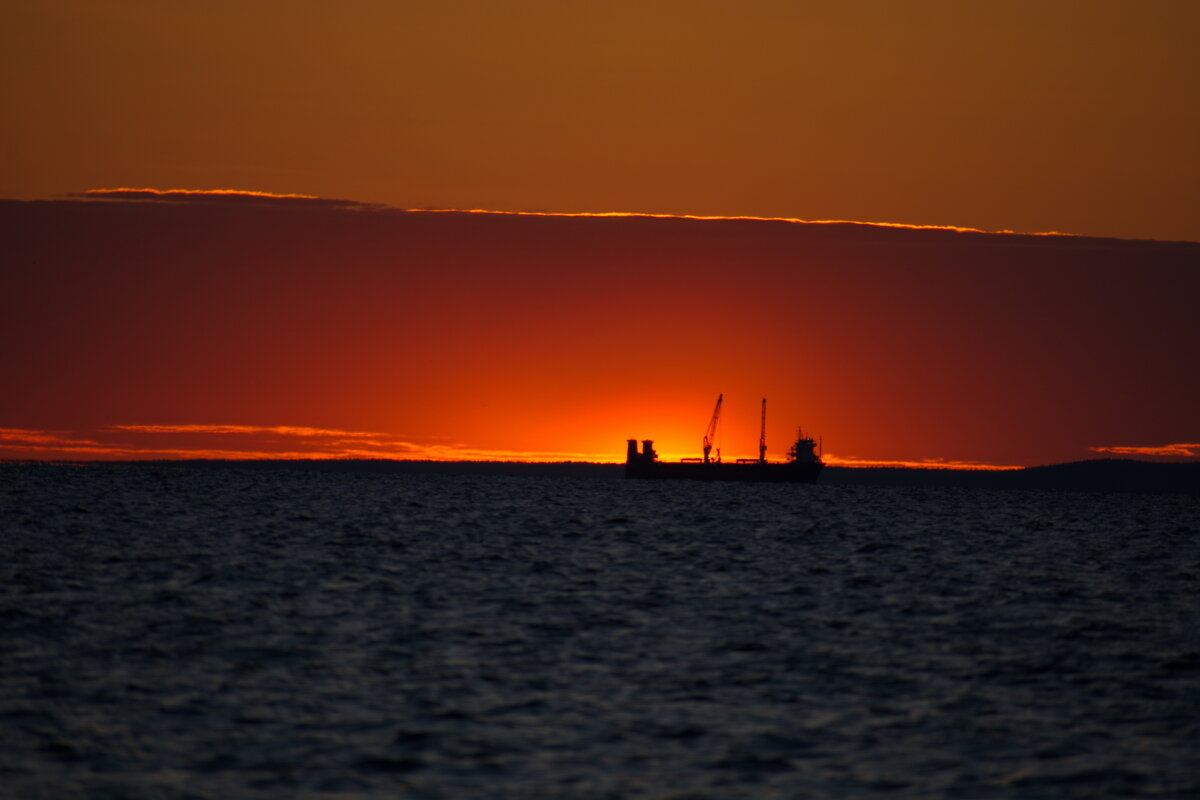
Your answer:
625;394;823;483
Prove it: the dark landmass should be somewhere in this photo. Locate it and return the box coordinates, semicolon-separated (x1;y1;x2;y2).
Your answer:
6;458;1198;493
821;459;1200;494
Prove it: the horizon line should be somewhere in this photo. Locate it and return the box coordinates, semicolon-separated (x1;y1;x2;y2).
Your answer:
1;455;1190;471
5;426;1198;469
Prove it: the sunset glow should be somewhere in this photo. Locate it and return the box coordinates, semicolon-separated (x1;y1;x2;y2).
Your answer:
0;426;618;464
5;2;1199;469
0;425;1031;469
5;8;1199;799
2;195;1196;467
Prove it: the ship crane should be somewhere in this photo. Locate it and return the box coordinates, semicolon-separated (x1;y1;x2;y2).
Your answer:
702;393;723;464
759;397;767;464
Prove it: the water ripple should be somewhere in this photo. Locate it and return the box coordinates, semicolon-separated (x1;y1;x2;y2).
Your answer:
1;465;1197;798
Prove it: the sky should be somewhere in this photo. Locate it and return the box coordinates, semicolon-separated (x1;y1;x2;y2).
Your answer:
4;0;1199;241
2;2;1198;466
2;195;1197;467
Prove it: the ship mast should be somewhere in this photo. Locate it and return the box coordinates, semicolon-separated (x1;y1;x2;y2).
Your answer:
703;393;723;464
759;397;767;464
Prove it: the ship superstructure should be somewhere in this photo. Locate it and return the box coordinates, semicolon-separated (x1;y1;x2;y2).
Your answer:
625;395;823;483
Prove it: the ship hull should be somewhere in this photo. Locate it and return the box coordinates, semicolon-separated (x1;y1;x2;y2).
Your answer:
625;460;823;483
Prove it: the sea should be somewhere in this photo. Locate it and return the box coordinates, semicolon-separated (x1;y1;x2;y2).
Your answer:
1;463;1197;799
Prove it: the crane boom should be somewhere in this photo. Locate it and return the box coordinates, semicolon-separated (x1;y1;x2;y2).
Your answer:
759;397;767;464
702;393;723;464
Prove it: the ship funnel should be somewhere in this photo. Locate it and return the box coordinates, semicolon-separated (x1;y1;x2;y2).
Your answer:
626;439;639;462
641;440;657;461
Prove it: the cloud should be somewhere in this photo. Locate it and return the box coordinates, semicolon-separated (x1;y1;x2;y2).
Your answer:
70;188;378;209
0;424;614;463
822;454;1023;471
0;428;106;447
109;424;390;438
109;423;422;458
1089;443;1199;458
67;195;1042;234
9;426;1196;467
400;207;1075;237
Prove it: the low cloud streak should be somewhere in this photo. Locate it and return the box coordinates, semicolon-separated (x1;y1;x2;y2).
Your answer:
72;188;377;209
110;424;390;439
0;425;615;463
822;454;1023;471
404;207;1076;237
1090;443;1199;458
0;428;106;448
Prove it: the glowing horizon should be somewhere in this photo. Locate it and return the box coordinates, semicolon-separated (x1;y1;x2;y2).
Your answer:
0;426;620;464
2;200;1195;469
5;426;1195;470
6;6;1198;475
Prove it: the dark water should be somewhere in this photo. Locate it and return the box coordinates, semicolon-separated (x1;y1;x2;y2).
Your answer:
1;464;1197;799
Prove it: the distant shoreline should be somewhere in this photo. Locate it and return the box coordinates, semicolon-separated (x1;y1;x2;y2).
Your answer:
3;458;1197;494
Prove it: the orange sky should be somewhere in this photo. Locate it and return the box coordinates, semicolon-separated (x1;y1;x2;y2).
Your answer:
3;1;1199;242
4;3;1199;465
2;195;1197;466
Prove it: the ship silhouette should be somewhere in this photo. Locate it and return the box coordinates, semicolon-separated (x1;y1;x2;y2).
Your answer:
625;395;823;483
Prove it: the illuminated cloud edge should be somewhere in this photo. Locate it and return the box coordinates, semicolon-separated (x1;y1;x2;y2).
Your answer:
1090;443;1199;458
58;190;1090;236
71;188;379;209
0;426;616;463
400;207;1082;238
3;426;1036;468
